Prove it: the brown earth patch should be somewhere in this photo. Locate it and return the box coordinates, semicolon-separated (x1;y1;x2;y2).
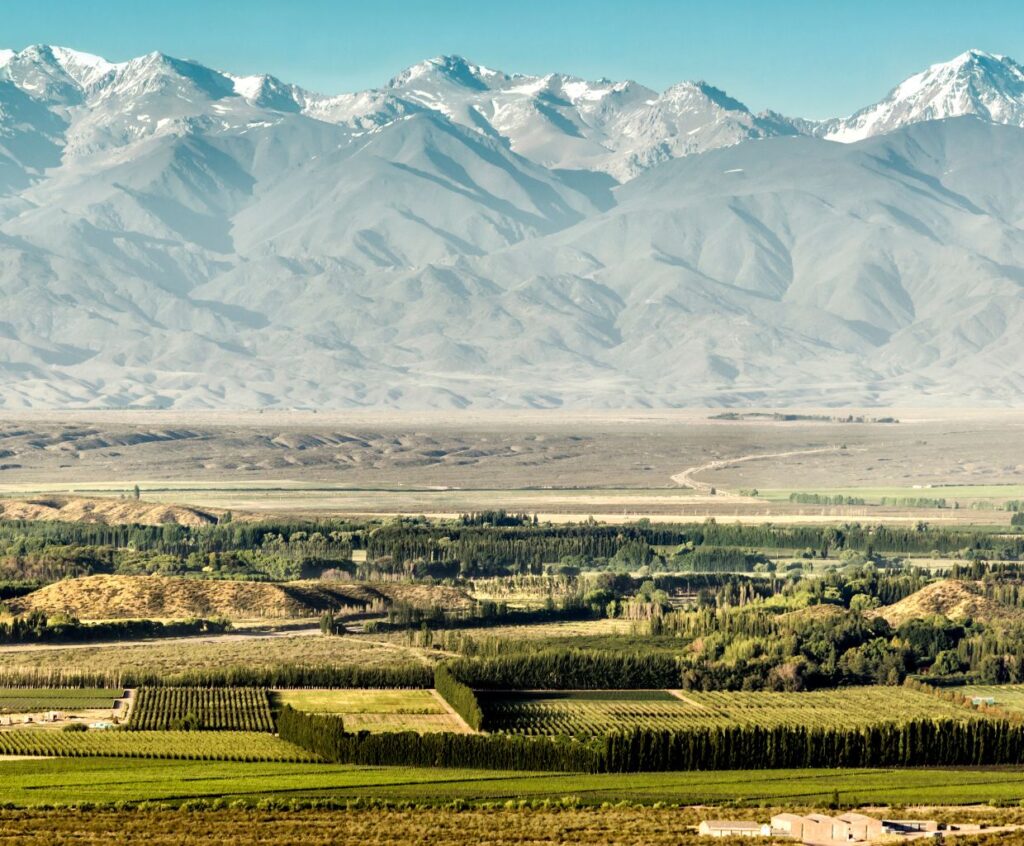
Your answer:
876;580;1017;627
8;575;473;621
0;496;219;527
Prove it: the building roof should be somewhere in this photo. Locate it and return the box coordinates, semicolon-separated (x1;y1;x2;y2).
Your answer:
702;821;765;830
771;813;805;822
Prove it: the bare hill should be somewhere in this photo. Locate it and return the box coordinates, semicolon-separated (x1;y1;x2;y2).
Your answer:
877;580;1017;627
9;574;473;621
0;496;220;527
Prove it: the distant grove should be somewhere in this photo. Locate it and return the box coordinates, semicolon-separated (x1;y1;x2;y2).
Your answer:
2;515;1024;584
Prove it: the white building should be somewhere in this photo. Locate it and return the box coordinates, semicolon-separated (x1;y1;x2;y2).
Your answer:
698;820;772;838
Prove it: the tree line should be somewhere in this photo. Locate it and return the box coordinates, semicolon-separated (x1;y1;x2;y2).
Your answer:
2;515;1021;585
0;664;432;690
434;664;483;730
446;650;682;691
0;612;229;645
278;706;1021;772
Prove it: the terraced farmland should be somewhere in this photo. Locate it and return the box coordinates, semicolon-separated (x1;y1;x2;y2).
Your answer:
0;688;123;713
479;686;978;735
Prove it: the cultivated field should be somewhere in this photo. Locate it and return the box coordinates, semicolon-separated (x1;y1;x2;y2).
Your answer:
274;689;468;733
1;409;1024;841
480;687;978;735
0;634;438;676
959;684;1024;714
6;757;1024;808
0;688;122;714
129;688;275;732
0;730;312;761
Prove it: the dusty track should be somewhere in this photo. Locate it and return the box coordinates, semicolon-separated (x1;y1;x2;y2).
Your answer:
671;446;852;495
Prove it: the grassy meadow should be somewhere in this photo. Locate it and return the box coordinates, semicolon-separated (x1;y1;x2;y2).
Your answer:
272;689;469;733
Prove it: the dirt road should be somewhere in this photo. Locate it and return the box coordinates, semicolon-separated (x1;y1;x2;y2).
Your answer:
671;446;851;495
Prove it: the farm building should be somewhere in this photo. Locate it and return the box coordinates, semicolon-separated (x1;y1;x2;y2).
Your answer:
972;696;996;705
836;813;885;841
697;820;772;838
770;811;887;844
697;813;944;844
885;819;941;834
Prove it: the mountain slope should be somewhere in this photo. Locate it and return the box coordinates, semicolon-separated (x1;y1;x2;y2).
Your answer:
826;49;1024;142
376;55;798;180
446;118;1024;406
0;46;1022;408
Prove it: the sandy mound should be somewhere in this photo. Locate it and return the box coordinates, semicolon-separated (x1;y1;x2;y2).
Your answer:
0;496;219;527
876;580;1016;627
8;575;473;621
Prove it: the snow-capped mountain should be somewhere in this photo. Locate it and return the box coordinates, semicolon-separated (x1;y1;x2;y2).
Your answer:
0;45;1023;409
351;55;801;180
825;49;1024;142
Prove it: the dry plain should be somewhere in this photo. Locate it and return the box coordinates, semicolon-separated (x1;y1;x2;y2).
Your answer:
1;409;1022;524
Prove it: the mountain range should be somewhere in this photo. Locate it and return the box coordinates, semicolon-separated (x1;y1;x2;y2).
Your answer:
1;46;1023;408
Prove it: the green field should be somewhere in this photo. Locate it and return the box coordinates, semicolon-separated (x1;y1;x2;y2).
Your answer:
5;757;1024;807
0;688;123;713
274;688;467;733
0;730;312;761
479;687;978;735
275;688;443;715
959;685;1024;714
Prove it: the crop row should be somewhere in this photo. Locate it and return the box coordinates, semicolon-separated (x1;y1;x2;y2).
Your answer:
0;688;122;713
129;688;274;732
0;730;314;761
480;686;978;736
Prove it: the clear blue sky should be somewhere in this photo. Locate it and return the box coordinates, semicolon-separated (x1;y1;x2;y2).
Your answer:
5;0;1023;118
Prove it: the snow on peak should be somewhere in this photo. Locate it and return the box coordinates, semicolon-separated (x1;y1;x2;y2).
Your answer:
827;48;1024;143
389;55;503;91
231;74;266;100
49;46;117;86
659;80;751;113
